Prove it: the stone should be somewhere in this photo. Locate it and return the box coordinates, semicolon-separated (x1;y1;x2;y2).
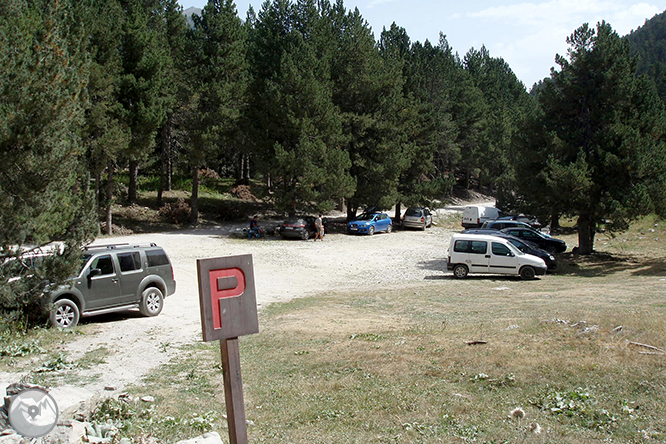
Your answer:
175;431;224;444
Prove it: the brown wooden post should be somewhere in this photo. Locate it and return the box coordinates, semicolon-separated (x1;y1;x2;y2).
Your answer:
220;338;248;444
197;255;258;444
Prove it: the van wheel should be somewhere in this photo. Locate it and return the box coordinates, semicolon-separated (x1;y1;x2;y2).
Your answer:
51;299;80;328
140;287;164;317
453;265;468;279
520;266;536;280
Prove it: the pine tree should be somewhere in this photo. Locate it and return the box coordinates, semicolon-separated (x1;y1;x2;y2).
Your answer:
155;0;189;207
117;0;172;204
77;0;129;234
0;0;97;326
522;22;666;253
464;46;531;193
399;37;458;211
246;0;354;214
187;0;249;223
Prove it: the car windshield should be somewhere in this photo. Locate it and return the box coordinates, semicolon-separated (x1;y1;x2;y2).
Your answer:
283;218;305;224
508;239;529;253
405;208;422;216
355;213;377;221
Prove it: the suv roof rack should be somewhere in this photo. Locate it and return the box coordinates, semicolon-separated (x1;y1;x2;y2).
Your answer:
84;243;157;251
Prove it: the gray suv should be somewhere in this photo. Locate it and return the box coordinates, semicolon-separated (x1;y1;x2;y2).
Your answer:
49;243;176;328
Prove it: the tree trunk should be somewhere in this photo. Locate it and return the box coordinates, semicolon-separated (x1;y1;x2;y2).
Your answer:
95;170;102;210
577;214;596;254
157;160;165;207
128;160;139;205
157;121;169;207
105;161;115;235
550;212;560;232
190;167;199;225
166;155;172;191
243;154;250;181
346;201;357;222
395;202;402;225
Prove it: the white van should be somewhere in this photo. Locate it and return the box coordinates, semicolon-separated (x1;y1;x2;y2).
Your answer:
461;205;503;228
446;234;547;280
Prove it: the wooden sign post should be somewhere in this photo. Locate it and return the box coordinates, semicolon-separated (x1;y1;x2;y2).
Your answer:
197;255;259;444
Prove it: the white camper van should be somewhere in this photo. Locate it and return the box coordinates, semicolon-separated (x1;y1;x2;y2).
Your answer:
446;233;547;280
461;205;503;228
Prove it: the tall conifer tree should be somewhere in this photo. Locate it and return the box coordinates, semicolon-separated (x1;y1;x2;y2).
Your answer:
246;0;354;214
519;22;666;253
0;0;97;325
187;0;248;223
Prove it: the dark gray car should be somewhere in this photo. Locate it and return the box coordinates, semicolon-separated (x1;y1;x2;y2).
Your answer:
48;243;176;328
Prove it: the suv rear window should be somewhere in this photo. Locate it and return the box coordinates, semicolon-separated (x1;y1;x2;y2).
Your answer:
118;252;141;272
146;249;170;267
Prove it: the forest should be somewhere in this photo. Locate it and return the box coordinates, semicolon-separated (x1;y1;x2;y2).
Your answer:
2;0;666;315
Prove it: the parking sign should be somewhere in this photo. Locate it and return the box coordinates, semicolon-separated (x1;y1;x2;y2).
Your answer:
197;254;259;341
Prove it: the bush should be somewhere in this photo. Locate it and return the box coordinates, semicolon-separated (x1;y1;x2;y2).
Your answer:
0;248;83;332
158;198;191;225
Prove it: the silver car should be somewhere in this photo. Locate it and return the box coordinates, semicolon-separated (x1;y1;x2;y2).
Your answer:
402;207;432;230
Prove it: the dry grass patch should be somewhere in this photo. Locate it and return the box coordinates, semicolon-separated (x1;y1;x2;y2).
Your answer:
239;269;666;443
118;267;665;442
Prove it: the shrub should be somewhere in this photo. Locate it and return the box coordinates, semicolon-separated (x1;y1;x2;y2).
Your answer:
158;198;191;225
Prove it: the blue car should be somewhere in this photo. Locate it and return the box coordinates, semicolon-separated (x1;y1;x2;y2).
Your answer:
347;212;393;235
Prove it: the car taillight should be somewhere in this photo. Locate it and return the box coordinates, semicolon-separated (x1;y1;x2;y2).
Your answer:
421;217;424;222
477;218;480;224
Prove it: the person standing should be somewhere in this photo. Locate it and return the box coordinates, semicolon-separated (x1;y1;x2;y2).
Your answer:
314;214;324;241
249;215;260;238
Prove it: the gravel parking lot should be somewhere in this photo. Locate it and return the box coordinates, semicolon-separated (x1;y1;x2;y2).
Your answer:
7;213;459;399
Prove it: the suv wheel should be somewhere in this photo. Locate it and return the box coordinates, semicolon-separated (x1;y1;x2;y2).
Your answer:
51;299;80;328
140;287;164;317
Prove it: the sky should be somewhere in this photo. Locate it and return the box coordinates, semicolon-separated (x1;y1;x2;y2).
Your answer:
177;0;666;88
